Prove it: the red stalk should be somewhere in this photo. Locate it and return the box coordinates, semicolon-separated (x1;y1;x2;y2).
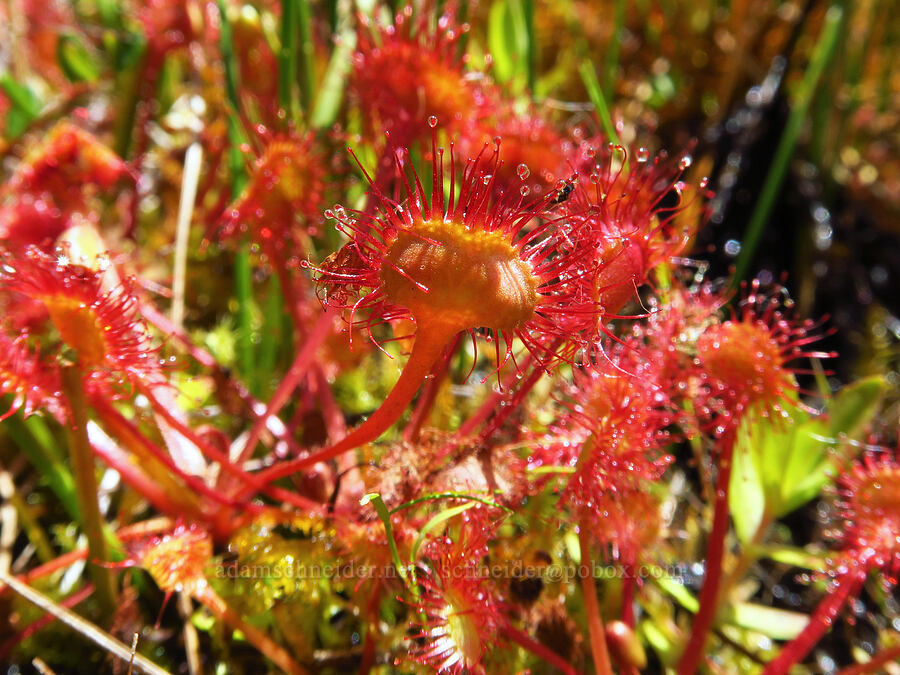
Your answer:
404;333;459;442
677;429;738;675
136;383;322;511
579;529;615;675
193;583;311;675
247;321;456;489
834;644;900;675
500;623;582;675
88;426;200;520
761;566;867;675
90;396;264;514
454;357;524;438
621;562;636;627
230;308;336;468
0;583;95;660
143;303;302;451
312;365;347;441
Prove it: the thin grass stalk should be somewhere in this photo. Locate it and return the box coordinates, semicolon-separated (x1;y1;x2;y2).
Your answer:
0;572;169;675
5;415;80;523
59;365;117;619
604;0;625;101
0;471;54;562
579;60;621;149
731;6;844;286
279;0;299;119
523;0;536;94
296;0;317;113
579;529;614;675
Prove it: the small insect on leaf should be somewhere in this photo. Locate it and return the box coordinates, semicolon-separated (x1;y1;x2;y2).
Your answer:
551;179;576;204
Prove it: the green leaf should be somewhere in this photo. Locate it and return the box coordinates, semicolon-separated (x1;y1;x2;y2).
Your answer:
827;375;885;440
5;106;34;140
311;28;356;129
728;422;767;544
0;75;41;117
749;544;829;570
640;621;676;663
777;417;833;514
727;602;809;640
0;75;41;140
487;0;527;86
95;0;122;27
57;34;102;83
654;576;698;613
729;376;885;542
779;376;885;515
410;503;476;561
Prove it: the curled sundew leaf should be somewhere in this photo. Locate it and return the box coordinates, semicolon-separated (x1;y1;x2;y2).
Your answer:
389;491;512;515
360;492;411;589
410;503;476;562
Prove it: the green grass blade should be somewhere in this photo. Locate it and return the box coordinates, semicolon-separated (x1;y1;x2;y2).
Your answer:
579;59;620;147
311;28;355;129
362;493;413;591
523;0;536;94
297;0;317;114
257;274;285;394
216;0;243;117
731;6;844;286
233;246;256;383
279;0;299;119
605;0;625;101
4;414;80;523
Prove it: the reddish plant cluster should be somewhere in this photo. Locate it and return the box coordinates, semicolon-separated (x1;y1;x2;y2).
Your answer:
1;3;894;675
352;5;483;150
411;511;505;674
0;122;132;252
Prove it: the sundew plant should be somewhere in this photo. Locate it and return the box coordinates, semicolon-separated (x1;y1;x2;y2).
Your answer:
0;1;899;674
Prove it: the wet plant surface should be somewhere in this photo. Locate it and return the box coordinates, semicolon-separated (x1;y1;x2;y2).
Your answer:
0;1;898;674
